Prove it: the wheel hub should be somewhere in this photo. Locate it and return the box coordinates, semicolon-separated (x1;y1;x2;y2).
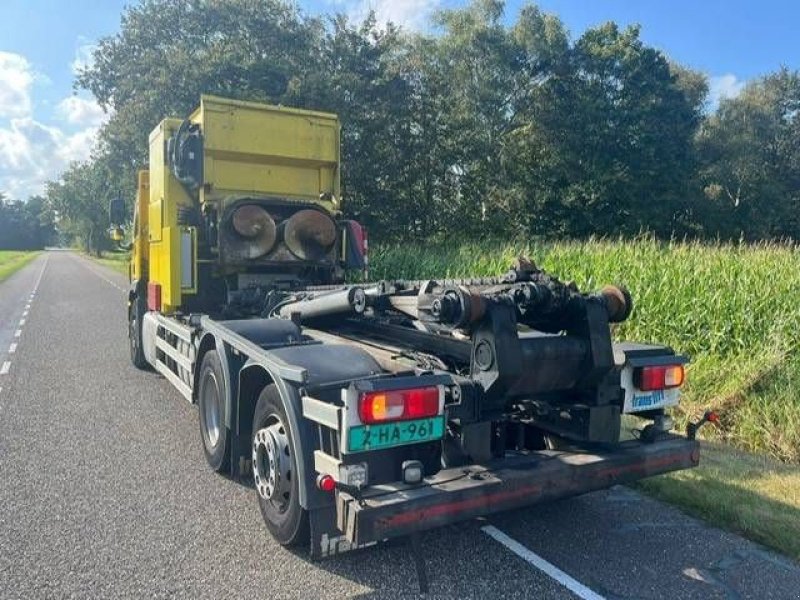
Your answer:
253;418;292;508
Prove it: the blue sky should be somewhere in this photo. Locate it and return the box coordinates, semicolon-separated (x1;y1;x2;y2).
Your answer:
1;0;797;200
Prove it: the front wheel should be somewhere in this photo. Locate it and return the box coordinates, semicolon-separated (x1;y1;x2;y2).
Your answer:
252;384;309;547
198;350;231;472
129;292;148;370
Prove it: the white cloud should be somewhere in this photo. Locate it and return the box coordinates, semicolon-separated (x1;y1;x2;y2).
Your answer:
0;51;34;118
335;0;442;30
708;74;746;110
0;116;99;199
0;44;107;199
60;125;99;161
56;95;108;127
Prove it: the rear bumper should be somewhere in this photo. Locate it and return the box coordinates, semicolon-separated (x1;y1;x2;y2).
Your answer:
336;436;699;545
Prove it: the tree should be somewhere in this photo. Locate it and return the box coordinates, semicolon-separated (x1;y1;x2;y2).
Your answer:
698;68;800;239
77;0;325;199
509;22;706;237
47;160;116;255
0;192;56;250
310;14;424;238
425;0;544;237
53;0;791;244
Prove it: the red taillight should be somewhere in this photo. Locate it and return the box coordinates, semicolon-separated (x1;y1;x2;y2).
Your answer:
358;387;440;424
635;364;685;391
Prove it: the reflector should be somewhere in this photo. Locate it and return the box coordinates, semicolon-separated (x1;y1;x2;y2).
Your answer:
284;209;336;261
316;474;336;492
147;281;161;311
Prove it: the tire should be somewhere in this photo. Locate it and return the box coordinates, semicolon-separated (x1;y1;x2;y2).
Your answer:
128;292;149;370
252;384;309;547
197;350;231;472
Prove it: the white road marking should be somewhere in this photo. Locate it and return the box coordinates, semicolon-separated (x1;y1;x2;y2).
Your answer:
32;254;48;291
0;255;48;397
482;525;606;600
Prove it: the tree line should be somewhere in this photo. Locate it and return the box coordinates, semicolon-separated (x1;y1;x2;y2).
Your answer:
0;193;56;250
4;0;798;252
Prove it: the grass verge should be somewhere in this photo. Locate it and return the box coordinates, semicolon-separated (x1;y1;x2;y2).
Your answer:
91;251;129;276
636;443;800;560
0;250;41;283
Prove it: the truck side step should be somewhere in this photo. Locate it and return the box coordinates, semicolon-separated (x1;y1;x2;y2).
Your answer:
145;313;196;401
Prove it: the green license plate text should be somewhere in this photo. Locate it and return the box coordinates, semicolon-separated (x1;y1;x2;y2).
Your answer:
348;416;445;452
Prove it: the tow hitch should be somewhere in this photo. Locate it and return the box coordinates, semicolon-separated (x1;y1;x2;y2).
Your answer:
687;410;720;440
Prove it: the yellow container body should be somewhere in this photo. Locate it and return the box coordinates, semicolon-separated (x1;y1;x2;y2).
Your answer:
192;95;341;206
141;95;341;313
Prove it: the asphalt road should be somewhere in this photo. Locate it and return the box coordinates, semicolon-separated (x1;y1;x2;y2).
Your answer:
1;250;799;599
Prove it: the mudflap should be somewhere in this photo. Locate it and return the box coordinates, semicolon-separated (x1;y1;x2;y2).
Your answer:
309;504;378;560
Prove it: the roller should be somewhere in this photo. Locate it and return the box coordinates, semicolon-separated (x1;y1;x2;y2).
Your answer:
278;287;367;321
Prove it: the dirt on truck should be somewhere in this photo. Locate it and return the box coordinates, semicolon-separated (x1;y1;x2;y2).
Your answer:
112;94;706;562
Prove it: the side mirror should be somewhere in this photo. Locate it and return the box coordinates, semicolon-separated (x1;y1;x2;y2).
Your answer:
109;196;126;226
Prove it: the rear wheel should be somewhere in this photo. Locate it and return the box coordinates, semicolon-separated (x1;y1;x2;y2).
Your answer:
252;384;309;547
128;292;148;370
198;350;231;472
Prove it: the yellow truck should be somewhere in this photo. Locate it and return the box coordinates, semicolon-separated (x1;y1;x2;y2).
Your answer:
114;95;705;561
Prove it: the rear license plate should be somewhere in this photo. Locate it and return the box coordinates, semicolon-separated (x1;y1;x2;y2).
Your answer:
348;417;445;452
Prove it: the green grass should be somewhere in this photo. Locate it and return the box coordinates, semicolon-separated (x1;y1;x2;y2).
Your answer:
372;238;800;558
92;251;130;276
635;443;800;560
0;250;40;282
